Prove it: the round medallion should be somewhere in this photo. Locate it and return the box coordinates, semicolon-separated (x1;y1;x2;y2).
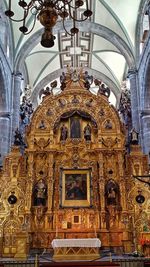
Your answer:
8;194;17;205
135;194;145;204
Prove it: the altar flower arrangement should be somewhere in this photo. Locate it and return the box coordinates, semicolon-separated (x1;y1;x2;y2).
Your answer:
140;238;150;246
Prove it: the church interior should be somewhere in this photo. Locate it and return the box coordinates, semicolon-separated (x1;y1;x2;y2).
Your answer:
0;1;150;267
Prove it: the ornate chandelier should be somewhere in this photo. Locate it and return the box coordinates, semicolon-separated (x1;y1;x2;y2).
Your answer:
5;0;92;48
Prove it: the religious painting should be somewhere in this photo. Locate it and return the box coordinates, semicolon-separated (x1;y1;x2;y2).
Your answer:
61;169;91;207
70;116;81;138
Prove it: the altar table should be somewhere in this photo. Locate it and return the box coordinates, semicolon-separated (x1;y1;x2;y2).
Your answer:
51;238;101;261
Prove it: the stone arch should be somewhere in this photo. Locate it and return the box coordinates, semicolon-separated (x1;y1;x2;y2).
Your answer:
0;1;14;63
135;0;150;62
14;20;135;111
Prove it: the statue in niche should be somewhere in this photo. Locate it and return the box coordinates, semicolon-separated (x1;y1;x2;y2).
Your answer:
105;181;119;206
60;124;68;141
38;120;46;129
130;128;139;145
107;187;116;205
84;123;91;141
33;179;47;206
70;117;81;138
105;119;112;130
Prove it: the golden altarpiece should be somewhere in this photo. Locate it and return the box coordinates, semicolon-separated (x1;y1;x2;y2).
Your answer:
0;70;150;258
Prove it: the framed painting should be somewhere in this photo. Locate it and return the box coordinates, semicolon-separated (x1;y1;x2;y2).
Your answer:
61;169;91;207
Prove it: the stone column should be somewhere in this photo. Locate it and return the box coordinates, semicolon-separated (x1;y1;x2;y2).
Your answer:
0;112;11;165
127;69;140;131
11;72;23;140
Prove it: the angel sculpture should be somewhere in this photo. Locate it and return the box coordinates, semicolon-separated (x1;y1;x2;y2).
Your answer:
39;87;51;100
39;80;57;100
83;71;93;90
94;79;110;98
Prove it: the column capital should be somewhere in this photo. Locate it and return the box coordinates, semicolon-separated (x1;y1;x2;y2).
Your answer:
12;71;23;79
140;109;150;117
0;112;12;118
127;68;137;78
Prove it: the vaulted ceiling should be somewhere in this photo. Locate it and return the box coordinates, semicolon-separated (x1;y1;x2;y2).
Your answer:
3;0;145;106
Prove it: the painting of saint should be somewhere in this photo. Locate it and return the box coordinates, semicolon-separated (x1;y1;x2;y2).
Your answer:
70;117;81;138
65;174;87;200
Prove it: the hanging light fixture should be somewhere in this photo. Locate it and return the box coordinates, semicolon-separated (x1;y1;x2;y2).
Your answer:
5;0;92;48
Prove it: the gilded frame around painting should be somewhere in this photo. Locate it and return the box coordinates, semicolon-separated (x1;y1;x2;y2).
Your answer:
61;169;91;207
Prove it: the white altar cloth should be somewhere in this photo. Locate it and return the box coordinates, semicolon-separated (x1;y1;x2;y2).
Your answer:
51;238;101;248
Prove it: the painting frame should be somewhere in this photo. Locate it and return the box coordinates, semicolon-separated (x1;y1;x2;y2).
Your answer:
61;169;91;207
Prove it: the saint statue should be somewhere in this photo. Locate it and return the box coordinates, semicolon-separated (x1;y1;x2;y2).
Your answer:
107;187;116;205
105;181;119;207
33;179;47;206
60;124;68;141
84;123;91;141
